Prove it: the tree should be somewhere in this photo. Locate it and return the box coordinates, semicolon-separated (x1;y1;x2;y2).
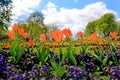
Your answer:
0;0;12;40
85;21;96;37
45;24;59;40
96;13;117;37
117;20;120;35
18;21;48;41
0;0;12;25
27;11;44;26
85;13;117;37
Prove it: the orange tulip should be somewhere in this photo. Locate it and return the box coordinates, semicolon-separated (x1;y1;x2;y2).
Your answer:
18;28;24;35
7;32;15;40
77;31;83;38
22;32;28;39
110;31;118;38
50;31;63;42
40;34;46;43
28;39;34;46
12;23;19;31
62;28;72;38
90;33;98;41
60;31;64;38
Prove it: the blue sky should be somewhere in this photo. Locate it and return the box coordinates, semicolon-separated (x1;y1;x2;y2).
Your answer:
39;0;120;17
11;0;120;35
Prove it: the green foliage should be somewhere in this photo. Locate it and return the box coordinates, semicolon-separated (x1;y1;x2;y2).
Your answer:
0;43;2;52
34;44;49;65
0;24;8;40
85;13;117;37
0;0;12;40
91;45;120;67
79;44;89;54
85;21;96;37
110;45;118;65
49;47;67;78
110;45;117;53
117;21;120;35
58;47;67;65
102;52;109;66
50;57;66;78
0;0;12;25
18;21;48;40
90;46;109;67
8;40;25;64
66;45;77;65
27;11;44;25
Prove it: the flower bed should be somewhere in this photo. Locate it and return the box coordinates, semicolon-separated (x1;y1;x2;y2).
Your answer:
0;44;120;80
0;24;120;80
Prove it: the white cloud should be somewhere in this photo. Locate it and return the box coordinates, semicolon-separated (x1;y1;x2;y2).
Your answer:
11;0;42;24
42;2;117;37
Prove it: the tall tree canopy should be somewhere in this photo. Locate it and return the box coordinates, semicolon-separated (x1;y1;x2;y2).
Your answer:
27;11;44;26
85;13;117;37
18;11;48;40
0;0;12;39
0;0;12;25
117;20;120;35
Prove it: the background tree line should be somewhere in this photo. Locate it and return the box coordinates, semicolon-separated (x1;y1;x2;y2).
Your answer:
85;13;119;37
0;0;120;40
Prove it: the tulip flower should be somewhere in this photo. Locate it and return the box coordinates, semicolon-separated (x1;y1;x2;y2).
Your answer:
7;32;15;40
110;31;118;38
77;31;83;38
12;23;19;31
62;28;72;38
18;28;24;35
22;32;28;39
90;33;98;41
40;34;46;43
50;31;63;42
28;39;34;46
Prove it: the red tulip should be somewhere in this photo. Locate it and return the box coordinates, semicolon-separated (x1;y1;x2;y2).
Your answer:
28;39;34;46
77;31;83;38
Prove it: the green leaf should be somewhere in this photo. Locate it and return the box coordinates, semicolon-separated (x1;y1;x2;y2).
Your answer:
99;49;104;61
54;66;66;78
83;44;89;54
9;41;17;56
102;52;109;66
94;71;102;75
91;52;99;60
58;47;67;66
50;57;58;70
15;46;25;64
69;51;77;65
36;44;49;65
100;76;110;80
66;46;77;65
60;52;66;66
111;52;117;65
110;45;116;52
109;61;113;65
43;49;49;64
